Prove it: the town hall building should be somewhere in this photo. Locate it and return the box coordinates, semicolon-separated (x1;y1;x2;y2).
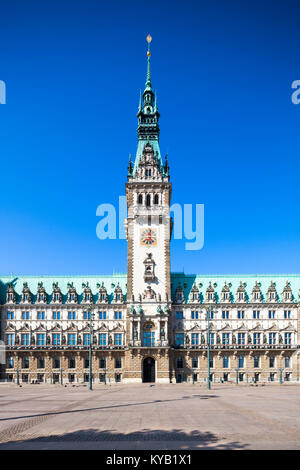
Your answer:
0;37;299;385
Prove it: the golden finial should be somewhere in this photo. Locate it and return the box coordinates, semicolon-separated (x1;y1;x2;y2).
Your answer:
146;34;152;57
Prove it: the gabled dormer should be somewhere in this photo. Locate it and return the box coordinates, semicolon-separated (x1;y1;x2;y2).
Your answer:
175;283;185;304
113;283;123;303
267;281;277;303
236;282;246;303
97;282;108;303
52;282;62;304
37;282;47;304
251;281;262;303
21;282;32;304
190;283;199;303
67;282;78;304
205;282;215;303
282;281;292;303
6;283;17;304
82;282;93;304
221;282;231;303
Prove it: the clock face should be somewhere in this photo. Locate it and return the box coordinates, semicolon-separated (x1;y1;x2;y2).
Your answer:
140;228;157;246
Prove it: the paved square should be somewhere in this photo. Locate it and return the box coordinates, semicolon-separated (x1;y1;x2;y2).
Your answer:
0;383;299;449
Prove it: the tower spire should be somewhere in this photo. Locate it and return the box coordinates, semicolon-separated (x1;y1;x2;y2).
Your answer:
145;34;152;90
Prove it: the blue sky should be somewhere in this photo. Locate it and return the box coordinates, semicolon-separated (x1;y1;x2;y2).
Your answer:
1;0;300;275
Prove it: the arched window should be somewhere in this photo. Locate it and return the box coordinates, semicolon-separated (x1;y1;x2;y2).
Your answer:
146;194;151;207
154;194;159;205
138;194;143;204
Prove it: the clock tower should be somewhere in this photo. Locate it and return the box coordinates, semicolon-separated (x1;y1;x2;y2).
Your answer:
125;36;172;354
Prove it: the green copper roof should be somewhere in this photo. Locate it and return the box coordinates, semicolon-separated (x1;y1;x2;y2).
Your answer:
171;273;300;304
0;273;300;305
0;275;127;305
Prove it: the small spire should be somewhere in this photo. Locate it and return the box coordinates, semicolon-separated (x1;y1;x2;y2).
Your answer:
154;90;158;112
145;34;152;90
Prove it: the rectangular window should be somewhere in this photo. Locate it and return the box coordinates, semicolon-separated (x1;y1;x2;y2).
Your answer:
223;356;229;368
238;333;245;345
115;357;122;368
99;311;107;320
222;333;230;345
210;333;214;345
175;333;184;346
114;333;122;346
53;333;61;346
269;356;275;368
176;311;183;319
83;333;90;346
268;310;275;319
53;357;60;369
99;333;107;346
37;334;45;346
100;357;106;368
285;356;291;368
222;311;229;320
253;333;261;345
37;311;45;320
7;311;14;320
114;311;122;320
23;357;30;368
21;333;30;346
284;333;291;345
191;333;199;345
191;311;199;320
68;312;76;320
253;310;260;319
238;356;244;368
192;357;198;368
269;333;276;345
7;334;15;346
237;310;244;319
254;356;260;368
53;311;61;320
68;334;77;346
38;357;45;369
209;357;214;368
84;311;91;320
284;310;291;319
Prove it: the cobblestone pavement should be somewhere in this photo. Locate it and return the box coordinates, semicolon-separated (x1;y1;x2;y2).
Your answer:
0;383;299;449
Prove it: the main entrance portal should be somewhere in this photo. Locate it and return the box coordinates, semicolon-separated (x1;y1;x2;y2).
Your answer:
143;357;155;383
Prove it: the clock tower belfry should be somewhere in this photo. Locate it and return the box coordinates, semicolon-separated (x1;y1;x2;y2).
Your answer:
125;35;172;329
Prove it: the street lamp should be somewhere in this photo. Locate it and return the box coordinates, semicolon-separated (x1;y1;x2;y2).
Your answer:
16;367;20;386
88;304;95;391
201;305;216;390
60;367;63;385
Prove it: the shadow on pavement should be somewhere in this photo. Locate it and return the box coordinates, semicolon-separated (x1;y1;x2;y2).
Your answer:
0;427;247;450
